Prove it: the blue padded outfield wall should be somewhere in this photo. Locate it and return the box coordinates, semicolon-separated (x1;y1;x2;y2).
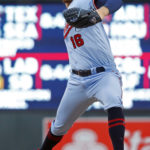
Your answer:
0;3;150;110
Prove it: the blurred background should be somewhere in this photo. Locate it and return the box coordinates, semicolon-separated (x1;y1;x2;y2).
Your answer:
0;0;150;149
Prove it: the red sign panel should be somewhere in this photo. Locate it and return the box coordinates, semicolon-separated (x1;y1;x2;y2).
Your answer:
43;118;150;150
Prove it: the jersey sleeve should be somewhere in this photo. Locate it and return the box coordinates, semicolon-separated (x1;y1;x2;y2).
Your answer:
94;0;123;14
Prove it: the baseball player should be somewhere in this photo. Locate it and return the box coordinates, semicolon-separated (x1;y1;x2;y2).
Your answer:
40;0;125;149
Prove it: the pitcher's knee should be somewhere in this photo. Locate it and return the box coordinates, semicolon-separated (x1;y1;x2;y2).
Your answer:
51;121;70;136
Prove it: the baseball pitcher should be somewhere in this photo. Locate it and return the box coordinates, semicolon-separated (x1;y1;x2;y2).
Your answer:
40;0;125;149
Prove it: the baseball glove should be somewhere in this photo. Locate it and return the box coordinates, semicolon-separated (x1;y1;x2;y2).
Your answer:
63;7;102;28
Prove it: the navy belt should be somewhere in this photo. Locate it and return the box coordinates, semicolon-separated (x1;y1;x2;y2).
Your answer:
72;67;105;77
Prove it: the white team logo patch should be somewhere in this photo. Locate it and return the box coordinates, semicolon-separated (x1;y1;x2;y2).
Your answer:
62;129;108;150
90;17;97;24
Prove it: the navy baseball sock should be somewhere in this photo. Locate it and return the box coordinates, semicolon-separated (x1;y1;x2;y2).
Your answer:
107;107;125;150
40;129;63;150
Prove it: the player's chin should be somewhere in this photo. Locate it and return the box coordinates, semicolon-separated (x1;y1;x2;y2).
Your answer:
62;0;72;3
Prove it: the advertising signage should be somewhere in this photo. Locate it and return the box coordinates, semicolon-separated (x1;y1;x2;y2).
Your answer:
0;3;150;109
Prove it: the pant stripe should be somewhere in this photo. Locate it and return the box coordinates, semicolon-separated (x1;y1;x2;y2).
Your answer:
109;122;125;128
108;118;124;124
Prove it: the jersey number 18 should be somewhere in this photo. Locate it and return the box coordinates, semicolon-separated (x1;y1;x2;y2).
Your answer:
70;34;84;49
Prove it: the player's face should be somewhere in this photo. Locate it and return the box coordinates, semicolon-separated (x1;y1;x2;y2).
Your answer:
62;0;73;7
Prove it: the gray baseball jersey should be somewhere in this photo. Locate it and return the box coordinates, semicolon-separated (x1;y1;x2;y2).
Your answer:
64;0;116;71
51;0;123;136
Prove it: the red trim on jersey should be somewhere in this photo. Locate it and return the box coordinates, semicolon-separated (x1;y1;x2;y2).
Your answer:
109;123;125;128
64;26;73;39
93;0;98;9
64;23;69;33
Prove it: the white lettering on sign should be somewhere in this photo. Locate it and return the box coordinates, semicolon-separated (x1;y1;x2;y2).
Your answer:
40;64;70;81
4;23;38;39
0;89;51;109
110;38;142;56
125;130;150;150
5;6;38;22
0;5;40;57
0;38;34;57
105;4;146;56
8;74;33;90
110;22;146;39
40;13;65;29
3;58;38;75
113;5;144;21
123;89;150;108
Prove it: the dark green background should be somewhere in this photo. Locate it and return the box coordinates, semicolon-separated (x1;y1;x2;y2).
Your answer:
0;110;150;150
